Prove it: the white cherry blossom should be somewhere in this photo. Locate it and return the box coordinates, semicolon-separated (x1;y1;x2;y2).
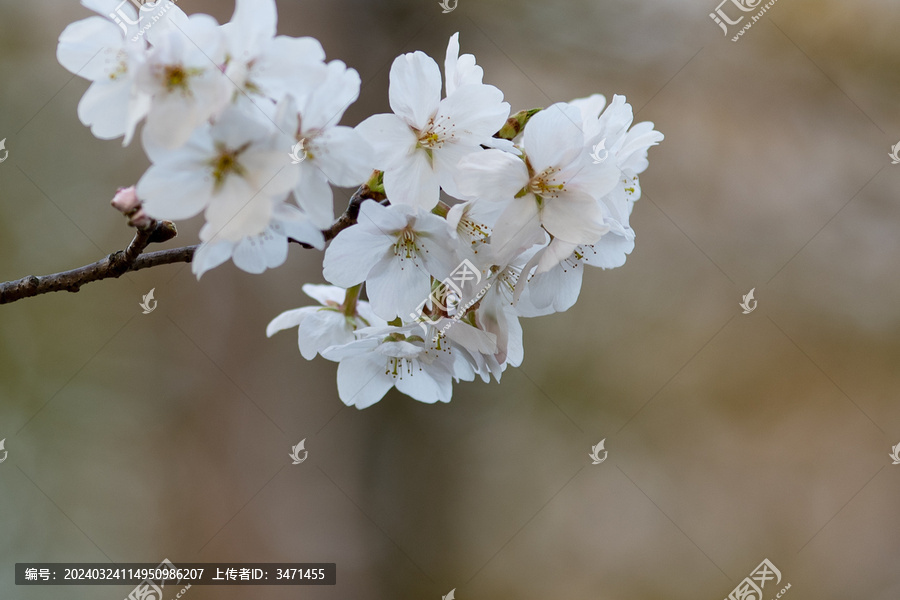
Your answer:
274;62;375;230
56;0;151;145
321;324;476;408
55;0;663;407
356;34;510;209
135;12;230;149
192;203;324;278
322;202;457;321
219;0;328;109
267;284;383;361
137;106;297;242
457;103;620;264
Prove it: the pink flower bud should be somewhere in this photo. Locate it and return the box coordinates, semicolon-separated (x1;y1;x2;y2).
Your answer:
129;208;153;229
111;186;140;213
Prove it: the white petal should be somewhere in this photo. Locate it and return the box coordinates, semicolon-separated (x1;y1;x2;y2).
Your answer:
436;84;509;146
410;213;458;280
366;254;432;321
232;231;288;274
388;51;441;130
489;198;543;264
456;149;527;202
137;163;211;220
142;94;203;150
192;239;234;279
181;14;228;64
597;95;634;141
270;35;325;63
567;160;620;201
431;142;476;200
583;232;635;269
569;93;607;123
313;126;374;188
336;355;394;408
322;225;393;287
299;60;361;130
541;190;609;245
293;164;337;230
527;262;583;313
355;200;412;232
257;36;327;100
382;150;439;210
355;113;417;170
504;310;525;367
77;80;131;140
144;3;190;44
523;103;585;171
533;239;578;274
203;185;276;242
617;122;664;174
227;0;277;57
272;202;325;249
444;32;484;97
298;311;355;360
57;17;122;80
122;88;151;146
442;321;497;355
395;362;453;404
302;283;348;306
266;307;314;337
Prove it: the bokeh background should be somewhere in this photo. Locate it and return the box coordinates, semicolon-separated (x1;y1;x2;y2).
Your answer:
1;0;899;598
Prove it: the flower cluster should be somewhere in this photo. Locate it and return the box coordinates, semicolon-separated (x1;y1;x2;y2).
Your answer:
59;0;662;408
58;0;370;274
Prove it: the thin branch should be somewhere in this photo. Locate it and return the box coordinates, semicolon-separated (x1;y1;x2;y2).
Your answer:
0;184;382;305
291;182;387;248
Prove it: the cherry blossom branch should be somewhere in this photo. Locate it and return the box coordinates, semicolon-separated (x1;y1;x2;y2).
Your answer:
290;180;387;248
0;183;385;305
0;216;181;304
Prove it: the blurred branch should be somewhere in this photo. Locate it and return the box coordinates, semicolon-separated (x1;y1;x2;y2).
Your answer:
0;183;384;305
291;180;387;248
0;218;184;304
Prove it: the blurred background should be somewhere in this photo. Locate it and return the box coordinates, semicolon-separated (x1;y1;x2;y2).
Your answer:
1;0;900;598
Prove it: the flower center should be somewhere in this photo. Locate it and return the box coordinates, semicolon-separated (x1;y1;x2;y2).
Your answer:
393;228;421;261
529;167;566;199
416;117;455;151
457;216;491;248
500;269;518;297
418;131;441;148
108;50;129;81
163;64;202;93
209;142;250;188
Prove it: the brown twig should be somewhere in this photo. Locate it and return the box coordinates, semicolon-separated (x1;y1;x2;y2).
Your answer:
0;185;381;305
291;182;388;248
